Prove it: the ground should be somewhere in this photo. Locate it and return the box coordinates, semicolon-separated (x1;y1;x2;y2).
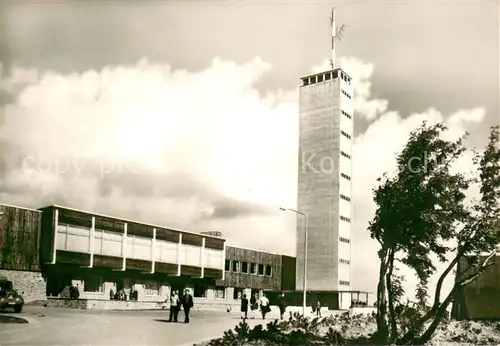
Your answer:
0;306;269;346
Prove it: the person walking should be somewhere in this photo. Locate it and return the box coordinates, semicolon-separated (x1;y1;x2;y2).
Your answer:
259;293;270;320
168;290;180;322
240;294;249;320
181;288;194;323
250;293;258;319
278;292;287;320
316;300;322;317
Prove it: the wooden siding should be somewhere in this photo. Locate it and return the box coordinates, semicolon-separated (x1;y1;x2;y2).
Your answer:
0;205;42;271
127;222;154;238
181;264;202;277
204;268;223;280
93;254;123;269
39;206;55;265
58;208;92;228
205;237;224;250
155;262;177;275
126;258;151;272
156;228;179;243
452;255;500;319
281;255;297;291
216;246;283;291
56;250;91;266
182;233;203;247
94;216;125;234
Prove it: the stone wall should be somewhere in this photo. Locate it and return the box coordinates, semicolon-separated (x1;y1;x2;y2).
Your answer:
0;269;46;303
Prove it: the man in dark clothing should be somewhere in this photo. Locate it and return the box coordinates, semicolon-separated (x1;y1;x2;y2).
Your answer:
181;289;194;323
278;293;287;320
240;294;249;320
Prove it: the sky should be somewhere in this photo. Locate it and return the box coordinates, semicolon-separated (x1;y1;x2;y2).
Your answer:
0;0;498;298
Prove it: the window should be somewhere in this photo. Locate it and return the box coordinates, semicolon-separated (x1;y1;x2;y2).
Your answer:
325;72;331;80
250;263;257;275
340;216;351;223
341;173;351;181
232;260;240;273
340;130;351;139
265;265;272;277
84;276;103;293
241;261;248;274
341;89;352;99
225;259;231;271
340;194;351;202
214;286;226;299
258;264;264;275
339;258;350;265
340;151;351;159
341;110;352;120
193;283;208;298
339;237;350;244
144;281;161;296
317;74;323;82
233;288;243;300
340;280;350;286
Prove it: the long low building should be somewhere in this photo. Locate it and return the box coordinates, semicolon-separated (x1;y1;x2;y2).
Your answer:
0;203;297;309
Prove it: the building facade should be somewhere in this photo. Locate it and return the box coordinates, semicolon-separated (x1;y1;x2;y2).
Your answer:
297;68;353;303
0;203;298;309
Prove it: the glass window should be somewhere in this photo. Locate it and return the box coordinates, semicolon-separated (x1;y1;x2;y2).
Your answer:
250;263;257;275
84;277;103;293
232;261;240;273
233;288;243;299
214;286;226;299
265;265;272;277
258;264;264;275
241;262;248;273
225;259;230;271
144;281;161;296
193;283;208;298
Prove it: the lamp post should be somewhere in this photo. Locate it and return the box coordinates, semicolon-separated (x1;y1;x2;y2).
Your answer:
280;207;308;316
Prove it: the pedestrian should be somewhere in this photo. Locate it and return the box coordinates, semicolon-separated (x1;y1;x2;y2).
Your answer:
181;288;194;323
259;293;270;319
240;294;249;320
278;292;287;320
250;293;258;319
316;300;322;317
168;290;180;322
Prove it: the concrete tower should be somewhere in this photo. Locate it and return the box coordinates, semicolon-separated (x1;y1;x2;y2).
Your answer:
296;8;353;308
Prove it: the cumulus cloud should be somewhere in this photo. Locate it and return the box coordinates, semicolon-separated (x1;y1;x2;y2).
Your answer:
0;55;489;300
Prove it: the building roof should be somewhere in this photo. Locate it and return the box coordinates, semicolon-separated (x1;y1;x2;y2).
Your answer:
0;203;42;213
300;67;352;81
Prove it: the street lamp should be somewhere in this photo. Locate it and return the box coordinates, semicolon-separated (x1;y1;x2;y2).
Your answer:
279;207;308;316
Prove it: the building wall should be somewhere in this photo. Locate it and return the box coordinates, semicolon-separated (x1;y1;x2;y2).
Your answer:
452;255;500;320
297;70;341;291
0;269;46;303
216;246;282;291
0;204;42;271
39;206;225;280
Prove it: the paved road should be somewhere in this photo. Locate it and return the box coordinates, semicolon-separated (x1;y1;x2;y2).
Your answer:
0;306;272;345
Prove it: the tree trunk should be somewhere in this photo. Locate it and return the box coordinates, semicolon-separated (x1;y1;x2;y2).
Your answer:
413;293;454;345
386;249;398;343
375;249;390;344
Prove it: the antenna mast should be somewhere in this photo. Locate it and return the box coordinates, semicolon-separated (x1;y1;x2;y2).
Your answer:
329;6;346;70
330;7;336;69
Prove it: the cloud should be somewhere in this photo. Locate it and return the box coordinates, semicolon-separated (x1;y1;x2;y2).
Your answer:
0;56;489;302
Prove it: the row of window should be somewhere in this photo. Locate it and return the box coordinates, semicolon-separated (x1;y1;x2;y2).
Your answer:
340;216;351;223
341;89;352;99
340;151;351;159
225;260;272;277
341;130;351;139
339;280;351;286
341;109;352;120
82;277;163;296
341;173;351;181
339;258;350;265
339;237;350;244
340;72;351;84
340;194;351;202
